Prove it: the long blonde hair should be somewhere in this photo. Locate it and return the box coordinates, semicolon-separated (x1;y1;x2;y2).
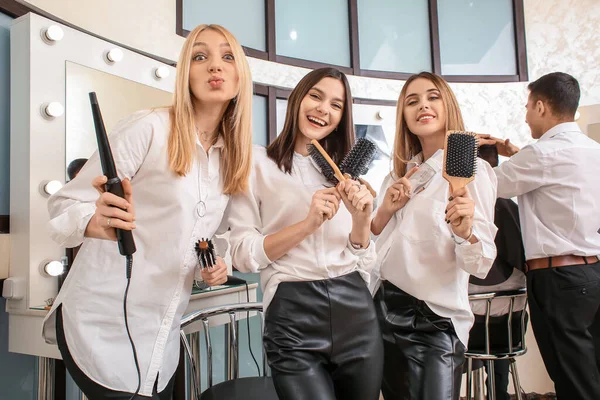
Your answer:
169;24;252;194
393;72;465;178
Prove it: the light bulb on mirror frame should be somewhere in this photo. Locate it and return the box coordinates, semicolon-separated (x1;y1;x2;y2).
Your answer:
40;102;64;119
40;180;63;196
41;260;65;277
105;48;124;64
154;66;170;79
41;25;64;44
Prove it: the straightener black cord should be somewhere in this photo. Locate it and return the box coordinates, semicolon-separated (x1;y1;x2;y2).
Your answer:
124;255;141;400
245;282;261;376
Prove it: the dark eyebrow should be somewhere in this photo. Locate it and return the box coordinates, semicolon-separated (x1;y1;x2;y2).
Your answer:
192;42;231;48
310;87;345;104
405;88;440;99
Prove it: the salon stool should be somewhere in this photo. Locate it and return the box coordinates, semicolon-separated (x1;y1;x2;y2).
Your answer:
180;302;278;400
465;288;528;400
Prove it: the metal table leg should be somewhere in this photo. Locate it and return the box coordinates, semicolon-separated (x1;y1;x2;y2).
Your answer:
37;356;55;400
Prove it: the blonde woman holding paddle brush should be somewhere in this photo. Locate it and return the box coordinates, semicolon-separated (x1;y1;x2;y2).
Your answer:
371;72;497;400
227;67;383;400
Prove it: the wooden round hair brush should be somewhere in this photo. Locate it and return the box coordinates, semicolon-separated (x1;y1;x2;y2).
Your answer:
195;238;216;269
442;130;478;193
307;138;377;196
307;139;346;184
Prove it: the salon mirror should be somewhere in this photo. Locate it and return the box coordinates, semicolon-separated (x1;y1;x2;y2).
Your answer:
65;62;172;181
8;13;175;357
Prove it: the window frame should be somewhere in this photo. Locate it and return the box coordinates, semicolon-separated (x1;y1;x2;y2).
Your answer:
176;0;528;83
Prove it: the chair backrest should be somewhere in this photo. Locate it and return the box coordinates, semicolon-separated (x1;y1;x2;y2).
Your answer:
180;302;267;399
467;288;528;358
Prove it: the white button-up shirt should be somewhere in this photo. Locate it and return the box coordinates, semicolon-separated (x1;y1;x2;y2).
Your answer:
43;109;230;396
494;122;600;260
374;150;497;346
227;146;376;311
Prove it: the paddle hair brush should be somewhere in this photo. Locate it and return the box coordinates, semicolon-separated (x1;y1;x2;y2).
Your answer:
442;130;478;193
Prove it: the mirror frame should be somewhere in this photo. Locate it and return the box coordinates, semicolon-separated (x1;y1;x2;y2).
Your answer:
8;13;175;357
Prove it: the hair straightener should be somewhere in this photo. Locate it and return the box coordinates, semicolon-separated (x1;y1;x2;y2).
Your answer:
89;92;140;399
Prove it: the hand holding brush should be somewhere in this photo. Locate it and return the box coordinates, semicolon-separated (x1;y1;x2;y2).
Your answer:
194;238;228;286
307;138;377;209
442;130;478;242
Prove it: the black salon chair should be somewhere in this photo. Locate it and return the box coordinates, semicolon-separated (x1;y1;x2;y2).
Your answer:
179;302;278;400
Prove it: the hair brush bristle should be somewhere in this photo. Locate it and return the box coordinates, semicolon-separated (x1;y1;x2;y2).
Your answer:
195;237;216;269
307;143;338;184
445;131;478;178
339;138;377;178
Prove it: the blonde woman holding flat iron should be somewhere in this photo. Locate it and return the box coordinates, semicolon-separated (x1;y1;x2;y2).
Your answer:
371;72;497;400
42;24;253;399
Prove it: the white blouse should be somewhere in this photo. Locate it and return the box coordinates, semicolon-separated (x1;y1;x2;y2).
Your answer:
42;109;230;396
227;146;376;311
494;122;600;260
374;150;498;346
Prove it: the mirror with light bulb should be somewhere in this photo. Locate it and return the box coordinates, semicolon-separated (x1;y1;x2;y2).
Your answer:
65;61;172;182
7;13;175;358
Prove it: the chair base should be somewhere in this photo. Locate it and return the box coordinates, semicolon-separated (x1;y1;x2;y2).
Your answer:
199;376;278;400
464;357;523;400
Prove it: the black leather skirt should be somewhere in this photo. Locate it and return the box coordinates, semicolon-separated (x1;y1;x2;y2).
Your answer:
375;281;466;400
263;271;383;400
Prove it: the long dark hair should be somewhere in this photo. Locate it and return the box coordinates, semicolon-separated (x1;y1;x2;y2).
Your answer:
267;67;355;173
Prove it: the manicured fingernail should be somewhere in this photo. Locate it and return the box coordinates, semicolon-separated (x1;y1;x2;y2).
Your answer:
448;196;454;201
446;220;450;224
444;209;447;214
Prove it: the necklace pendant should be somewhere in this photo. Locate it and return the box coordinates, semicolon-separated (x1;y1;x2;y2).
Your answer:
195;201;206;218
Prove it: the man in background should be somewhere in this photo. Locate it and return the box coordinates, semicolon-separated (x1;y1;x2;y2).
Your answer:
481;72;600;399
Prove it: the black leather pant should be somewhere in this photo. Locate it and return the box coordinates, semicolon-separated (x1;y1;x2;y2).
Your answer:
376;281;465;400
263;272;383;400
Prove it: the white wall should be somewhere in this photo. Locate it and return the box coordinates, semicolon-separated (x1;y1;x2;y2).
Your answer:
22;0;600;150
577;104;600;137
